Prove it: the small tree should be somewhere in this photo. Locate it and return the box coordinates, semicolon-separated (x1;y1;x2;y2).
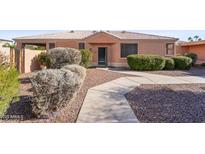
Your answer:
80;49;93;68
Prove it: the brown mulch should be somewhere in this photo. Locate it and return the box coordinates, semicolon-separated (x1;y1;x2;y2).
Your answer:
0;68;131;123
146;67;205;77
126;84;205;123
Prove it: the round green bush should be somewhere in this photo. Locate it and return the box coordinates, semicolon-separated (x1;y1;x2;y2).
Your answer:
185;53;198;65
164;58;175;70
80;49;93;68
172;56;192;70
127;54;165;71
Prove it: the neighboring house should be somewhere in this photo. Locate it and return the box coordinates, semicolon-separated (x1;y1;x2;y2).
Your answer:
177;40;205;64
0;39;13;61
13;31;178;73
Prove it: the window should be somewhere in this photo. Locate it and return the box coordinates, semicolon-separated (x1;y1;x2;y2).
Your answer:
120;43;138;58
49;43;55;49
79;43;85;49
166;43;174;55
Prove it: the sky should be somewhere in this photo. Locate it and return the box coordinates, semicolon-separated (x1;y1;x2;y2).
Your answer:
0;30;205;41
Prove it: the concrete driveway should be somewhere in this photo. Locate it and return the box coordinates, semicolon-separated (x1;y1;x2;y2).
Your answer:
77;69;205;123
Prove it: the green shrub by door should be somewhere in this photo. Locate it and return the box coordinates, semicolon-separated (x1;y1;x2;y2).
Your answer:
185;53;198;65
172;56;192;70
127;54;165;71
80;49;93;68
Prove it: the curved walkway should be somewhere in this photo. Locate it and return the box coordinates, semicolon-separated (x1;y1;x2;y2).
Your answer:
77;70;205;123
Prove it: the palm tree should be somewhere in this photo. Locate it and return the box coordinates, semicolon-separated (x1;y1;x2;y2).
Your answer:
188;36;202;42
188;37;193;42
194;35;199;41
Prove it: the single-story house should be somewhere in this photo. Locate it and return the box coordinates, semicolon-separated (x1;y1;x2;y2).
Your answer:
13;31;178;73
176;40;205;64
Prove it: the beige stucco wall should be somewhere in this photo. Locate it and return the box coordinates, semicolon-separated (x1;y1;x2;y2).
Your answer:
176;42;205;64
178;44;205;64
56;40;78;48
24;49;45;73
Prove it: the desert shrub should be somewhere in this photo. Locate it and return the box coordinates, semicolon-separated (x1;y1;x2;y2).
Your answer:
164;58;175;70
80;49;92;68
172;56;192;70
30;48;86;116
0;66;19;116
127;54;165;71
185;53;198;65
31;64;86;116
48;47;81;69
36;52;51;68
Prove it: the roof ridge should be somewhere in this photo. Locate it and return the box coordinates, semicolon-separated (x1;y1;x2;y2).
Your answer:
13;30;178;40
83;31;121;40
124;31;178;39
13;31;66;40
102;31;121;39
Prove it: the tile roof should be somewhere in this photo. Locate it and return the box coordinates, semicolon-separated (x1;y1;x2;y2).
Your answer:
180;40;205;46
106;31;177;40
13;30;178;40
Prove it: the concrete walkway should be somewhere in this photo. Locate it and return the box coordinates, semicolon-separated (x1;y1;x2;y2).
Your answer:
77;69;205;123
77;77;140;123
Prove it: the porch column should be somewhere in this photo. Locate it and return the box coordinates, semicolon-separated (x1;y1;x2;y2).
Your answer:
19;44;25;73
9;48;15;64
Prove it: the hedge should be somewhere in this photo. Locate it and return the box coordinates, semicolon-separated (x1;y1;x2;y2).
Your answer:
127;54;165;71
0;66;19;116
185;53;198;65
164;58;175;70
172;56;192;70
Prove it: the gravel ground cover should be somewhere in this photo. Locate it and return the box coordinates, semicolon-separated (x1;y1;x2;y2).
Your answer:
146;67;205;77
0;68;131;123
126;84;205;123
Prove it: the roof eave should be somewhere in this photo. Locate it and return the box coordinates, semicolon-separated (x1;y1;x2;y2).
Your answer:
0;39;13;42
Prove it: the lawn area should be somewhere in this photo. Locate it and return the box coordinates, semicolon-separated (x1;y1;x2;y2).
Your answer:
126;84;205;123
0;68;130;122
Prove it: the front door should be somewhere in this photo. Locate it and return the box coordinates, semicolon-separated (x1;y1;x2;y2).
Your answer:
98;47;107;66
